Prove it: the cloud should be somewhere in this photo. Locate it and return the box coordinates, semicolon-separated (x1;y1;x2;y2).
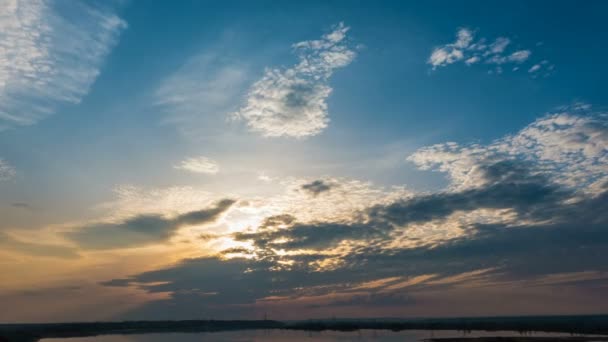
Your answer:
89;177;410;255
489;37;510;54
300;179;333;196
99;108;608;318
408;106;607;194
0;158;15;180
465;56;480;65
529;64;541;72
235;161;565;252
428;28;472;68
260;177;411;224
508;50;531;63
110;181;608;318
528;60;555;77
66;199;235;250
232;22;356;138
428;28;544;74
0;0;126;130
174;156;220;174
95;185;219;220
233;108;607;255
104;188;608;317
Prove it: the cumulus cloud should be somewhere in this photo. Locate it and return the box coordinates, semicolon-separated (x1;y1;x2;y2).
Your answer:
174;156;220;174
0;0;126;130
66;199;235;250
428;28;472;68
233;22;356;138
428;27;546;75
0;158;15;180
408;106;608;194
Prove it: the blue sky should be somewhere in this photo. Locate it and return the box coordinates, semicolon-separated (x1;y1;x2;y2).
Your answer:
1;0;608;322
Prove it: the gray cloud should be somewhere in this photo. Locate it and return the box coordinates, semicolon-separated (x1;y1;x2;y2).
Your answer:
66;199;235;250
301;179;333;196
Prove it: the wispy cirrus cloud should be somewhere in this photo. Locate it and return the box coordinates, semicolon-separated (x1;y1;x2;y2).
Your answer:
233;22;356;138
428;27;550;75
155;50;249;139
174;156;220;175
0;158;15;180
0;0;126;130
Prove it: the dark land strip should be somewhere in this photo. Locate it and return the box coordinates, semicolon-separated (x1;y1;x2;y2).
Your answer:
1;315;607;342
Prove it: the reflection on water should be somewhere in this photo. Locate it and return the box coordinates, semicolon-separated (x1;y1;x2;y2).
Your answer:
42;329;585;341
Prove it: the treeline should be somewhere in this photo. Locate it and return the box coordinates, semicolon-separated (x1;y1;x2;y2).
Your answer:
0;315;607;342
285;315;608;335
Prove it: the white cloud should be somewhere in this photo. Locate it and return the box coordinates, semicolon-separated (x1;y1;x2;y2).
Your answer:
508;50;531;63
233;22;356;138
428;28;471;68
174;156;220;174
489;37;510;54
408;106;608;195
0;158;15;180
428;27;545;75
454;28;474;48
528;60;554;77
529;64;541;73
465;56;480;65
0;0;126;130
257;172;273;182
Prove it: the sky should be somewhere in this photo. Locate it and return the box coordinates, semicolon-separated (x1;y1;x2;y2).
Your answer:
1;0;608;323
